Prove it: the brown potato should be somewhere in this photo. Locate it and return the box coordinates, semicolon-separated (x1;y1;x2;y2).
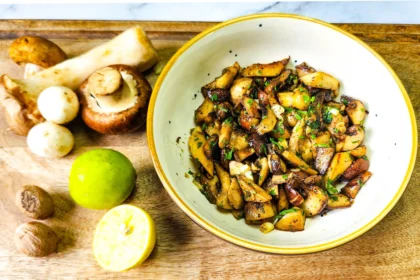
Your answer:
230;78;253;106
277;186;289;211
342;171;372;199
195;98;215;123
228;177;244;209
281;150;318;175
242;58;289;77
327;194;353;209
237;175;272;202
188;126;214;176
256;107;276;135
244;201;275;221
213;163;233;210
218;118;233;149
274;207;306;231
300;186;328;217
342;158;370;180
315;147;335;175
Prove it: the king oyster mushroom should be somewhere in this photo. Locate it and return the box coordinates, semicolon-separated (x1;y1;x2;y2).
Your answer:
9;36;67;78
78;64;152;134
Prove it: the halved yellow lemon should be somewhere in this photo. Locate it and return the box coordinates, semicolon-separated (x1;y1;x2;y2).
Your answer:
93;204;156;271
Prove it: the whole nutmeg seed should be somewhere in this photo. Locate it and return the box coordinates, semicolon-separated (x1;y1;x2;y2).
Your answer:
16;185;54;219
14;222;58;257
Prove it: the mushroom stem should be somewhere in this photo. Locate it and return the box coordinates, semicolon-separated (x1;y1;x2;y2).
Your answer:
23;63;45;79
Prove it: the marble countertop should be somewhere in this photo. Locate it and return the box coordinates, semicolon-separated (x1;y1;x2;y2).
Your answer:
0;2;419;24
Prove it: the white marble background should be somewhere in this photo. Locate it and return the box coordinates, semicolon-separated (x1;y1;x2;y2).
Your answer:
0;2;419;23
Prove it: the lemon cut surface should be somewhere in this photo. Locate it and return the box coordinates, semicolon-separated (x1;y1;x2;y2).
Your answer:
93;205;156;271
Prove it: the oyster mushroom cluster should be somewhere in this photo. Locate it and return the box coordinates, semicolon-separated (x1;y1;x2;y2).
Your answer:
0;27;158;157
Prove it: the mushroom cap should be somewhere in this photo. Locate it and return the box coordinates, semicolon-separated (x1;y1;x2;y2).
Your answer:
78;64;152;134
9;36;67;68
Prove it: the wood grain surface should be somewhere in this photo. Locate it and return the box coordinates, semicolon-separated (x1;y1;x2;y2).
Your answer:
0;20;419;280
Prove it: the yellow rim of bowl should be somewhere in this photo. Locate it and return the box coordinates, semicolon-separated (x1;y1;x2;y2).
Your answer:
146;13;417;254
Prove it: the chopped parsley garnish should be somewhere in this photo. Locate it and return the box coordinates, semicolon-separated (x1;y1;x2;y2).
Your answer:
247;99;254;105
358;178;364;187
352;140;360;144
264;80;270;87
299;135;305;139
188;170;194;176
323;110;333;124
201;123;208;131
274;208;298;220
257;70;263;75
224;148;234;160
311;134;316;140
282;174;288;179
270;138;283;150
295;113;302;120
261;144;268;155
224;116;233;124
307;120;320;130
210;93;218;102
315;143;330;148
268;189;276;196
197;142;203;148
361;155;369;160
333;128;339;134
330;195;339;201
326;179;338;194
342;99;349;106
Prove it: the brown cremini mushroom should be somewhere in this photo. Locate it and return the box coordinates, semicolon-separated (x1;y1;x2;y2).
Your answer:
15;185;54;220
9;36;67;78
78;64;152;134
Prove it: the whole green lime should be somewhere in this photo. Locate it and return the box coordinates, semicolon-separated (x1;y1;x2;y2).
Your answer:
69;149;136;210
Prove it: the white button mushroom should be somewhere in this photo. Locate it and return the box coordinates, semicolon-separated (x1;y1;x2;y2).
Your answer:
37;86;79;124
27;122;74;158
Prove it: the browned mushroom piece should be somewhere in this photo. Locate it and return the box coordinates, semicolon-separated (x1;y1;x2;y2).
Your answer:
78;64;152;134
9;36;67;78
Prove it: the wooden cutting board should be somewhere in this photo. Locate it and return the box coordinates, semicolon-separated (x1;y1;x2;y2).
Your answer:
0;20;419;280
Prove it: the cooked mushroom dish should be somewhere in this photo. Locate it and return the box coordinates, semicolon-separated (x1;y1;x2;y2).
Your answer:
188;58;372;234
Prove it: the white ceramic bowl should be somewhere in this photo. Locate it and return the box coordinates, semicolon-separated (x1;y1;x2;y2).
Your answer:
147;14;417;254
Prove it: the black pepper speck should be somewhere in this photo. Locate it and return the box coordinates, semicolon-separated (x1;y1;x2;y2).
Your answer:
259;24;262;27
229;50;232;53
207;73;210;76
375;114;378;117
294;60;297;63
169;121;171;124
394;143;397;145
235;54;237;57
